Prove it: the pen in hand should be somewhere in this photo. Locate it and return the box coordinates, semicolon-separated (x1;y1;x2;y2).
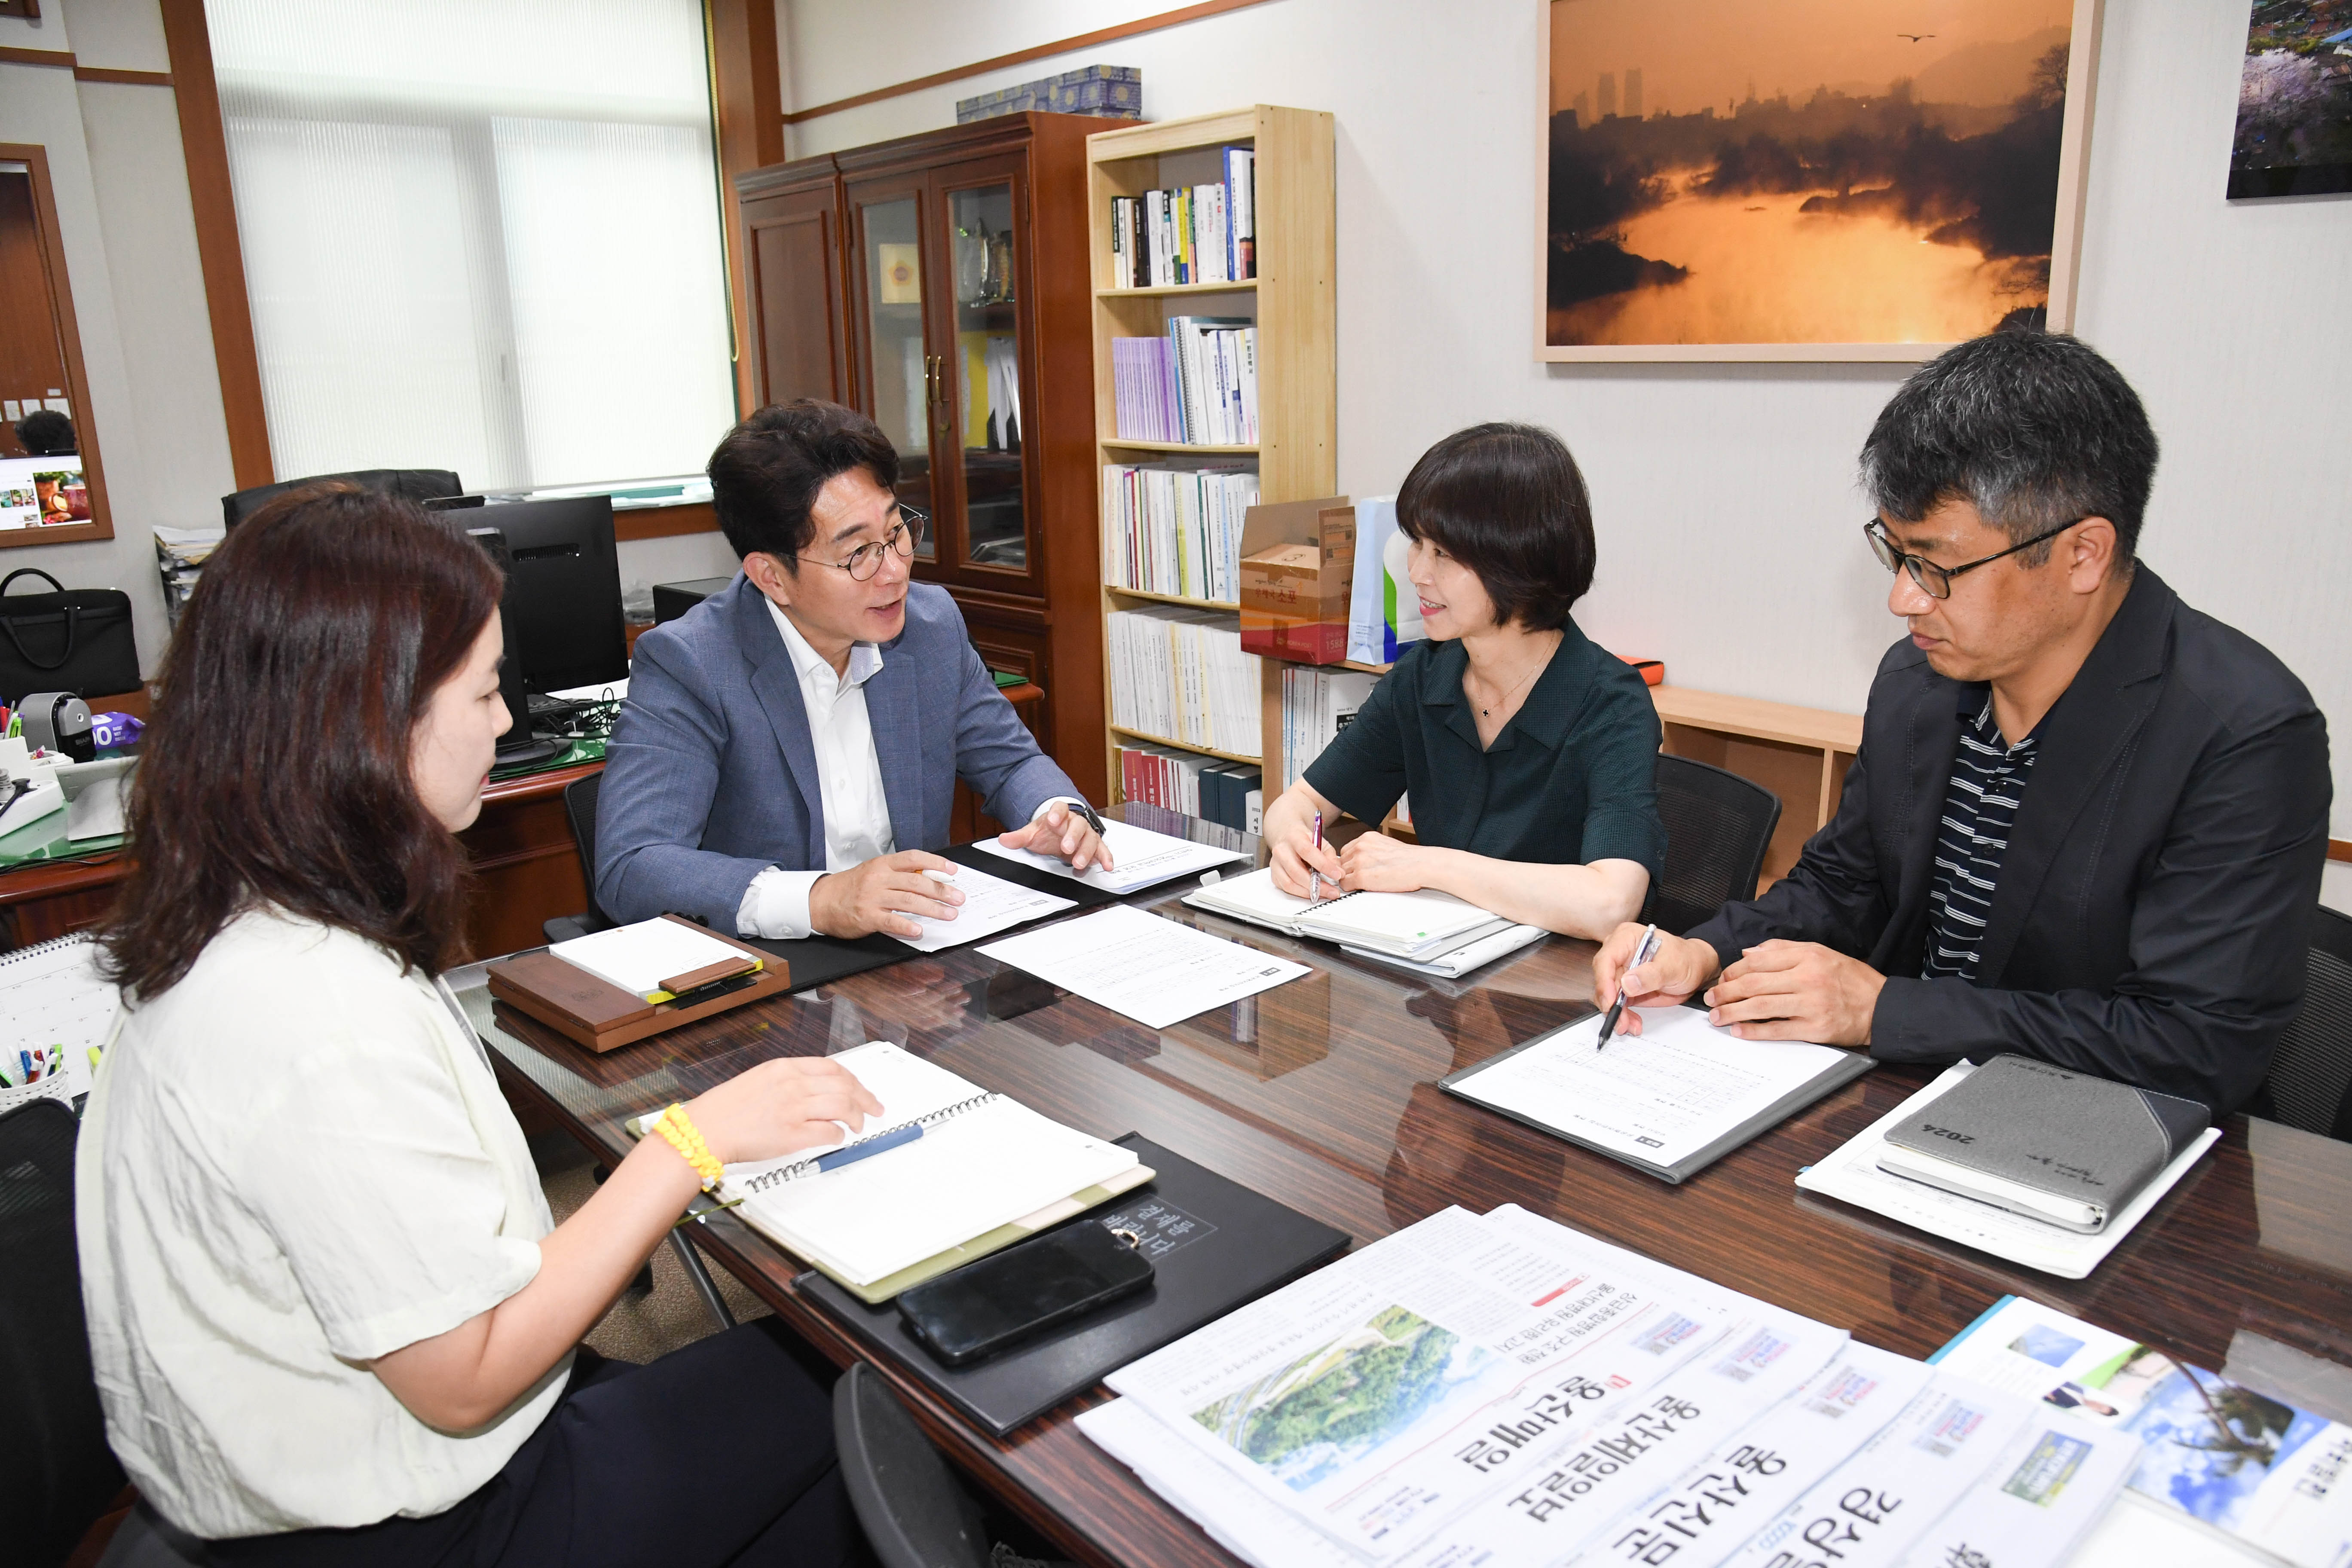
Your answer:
1597;923;1659;1051
1309;811;1325;904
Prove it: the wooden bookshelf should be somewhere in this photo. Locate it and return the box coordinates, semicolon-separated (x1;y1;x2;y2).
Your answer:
1088;106;1336;803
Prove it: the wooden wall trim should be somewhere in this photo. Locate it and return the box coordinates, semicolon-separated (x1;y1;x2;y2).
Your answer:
613;498;722;542
781;0;1279;125
156;0;275;489
0;44;73;67
73;66;173;87
707;0;784;419
2331;838;2352;865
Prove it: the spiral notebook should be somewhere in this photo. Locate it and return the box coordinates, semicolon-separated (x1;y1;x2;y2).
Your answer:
633;1042;1141;1289
0;934;117;1113
1182;865;1530;963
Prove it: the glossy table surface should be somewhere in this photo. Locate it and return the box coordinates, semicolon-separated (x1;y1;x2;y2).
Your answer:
459;805;2352;1568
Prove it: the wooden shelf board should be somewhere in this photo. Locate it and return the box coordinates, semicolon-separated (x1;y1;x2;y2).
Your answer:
1098;438;1259;454
1096;280;1258;299
1107;726;1261;766
1105;587;1241;611
1086;110;1258;162
1651;685;1863;754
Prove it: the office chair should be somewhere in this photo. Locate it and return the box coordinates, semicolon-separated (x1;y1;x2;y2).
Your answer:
220;468;464;529
1649;754;1784;936
835;1361;1067;1568
543;772;617;946
2258;903;2352;1142
0;1097;126;1565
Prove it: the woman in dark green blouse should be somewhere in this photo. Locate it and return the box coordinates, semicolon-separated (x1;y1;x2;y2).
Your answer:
1263;423;1664;938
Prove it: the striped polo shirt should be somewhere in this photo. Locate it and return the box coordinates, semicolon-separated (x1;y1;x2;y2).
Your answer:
1922;691;2039;982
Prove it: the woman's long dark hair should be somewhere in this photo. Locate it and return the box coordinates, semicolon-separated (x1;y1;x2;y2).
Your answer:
99;485;504;1000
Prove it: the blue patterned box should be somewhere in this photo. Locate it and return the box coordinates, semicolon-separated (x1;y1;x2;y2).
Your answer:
957;64;1141;123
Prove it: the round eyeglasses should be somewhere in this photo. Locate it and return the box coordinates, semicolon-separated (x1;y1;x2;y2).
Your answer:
1864;516;2083;599
799;507;927;581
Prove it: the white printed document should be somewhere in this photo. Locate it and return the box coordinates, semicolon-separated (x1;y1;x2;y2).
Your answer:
973;817;1243;895
1794;1064;2222;1278
550;917;755;1000
977;904;1306;1029
889;863;1074;953
1441;1006;1871;1183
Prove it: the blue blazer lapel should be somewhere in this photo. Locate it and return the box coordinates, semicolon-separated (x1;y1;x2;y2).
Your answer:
863;650;927;853
728;581;827;868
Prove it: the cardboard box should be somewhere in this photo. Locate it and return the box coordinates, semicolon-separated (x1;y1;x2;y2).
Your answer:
1239;497;1354;664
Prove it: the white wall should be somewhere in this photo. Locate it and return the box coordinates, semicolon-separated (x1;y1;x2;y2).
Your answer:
780;0;2351;883
1;0;739;682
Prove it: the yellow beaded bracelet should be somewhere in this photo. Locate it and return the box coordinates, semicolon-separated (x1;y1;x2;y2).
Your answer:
655;1103;724;1190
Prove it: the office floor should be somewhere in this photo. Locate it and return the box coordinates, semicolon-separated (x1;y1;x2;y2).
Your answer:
529;1131;772;1362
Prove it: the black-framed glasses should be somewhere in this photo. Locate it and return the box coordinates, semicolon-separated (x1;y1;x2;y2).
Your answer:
1864;516;2083;599
799;507;927;581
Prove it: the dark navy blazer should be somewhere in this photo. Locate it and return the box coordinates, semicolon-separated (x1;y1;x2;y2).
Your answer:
595;576;1074;929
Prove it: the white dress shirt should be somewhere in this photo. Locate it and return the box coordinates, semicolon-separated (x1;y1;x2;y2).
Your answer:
737;595;1083;940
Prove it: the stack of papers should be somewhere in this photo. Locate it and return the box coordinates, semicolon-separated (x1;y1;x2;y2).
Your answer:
1184;866;1545;975
973;817;1244;895
685;1042;1142;1291
1441;1006;1871;1183
1933;1295;2352;1568
1795;1062;2222;1278
1078;1204;2150;1568
889;863;1074;954
979;904;1308;1030
550;918;757;1002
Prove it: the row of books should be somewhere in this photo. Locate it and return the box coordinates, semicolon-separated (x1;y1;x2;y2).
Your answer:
1114;744;1262;832
1100;461;1259;602
1107;605;1260;760
1107;147;1254;287
1109;319;1258;446
1277;665;1378;791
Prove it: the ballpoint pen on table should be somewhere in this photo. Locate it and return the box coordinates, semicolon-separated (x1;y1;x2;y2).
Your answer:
1309;811;1325;904
1597;923;1659;1051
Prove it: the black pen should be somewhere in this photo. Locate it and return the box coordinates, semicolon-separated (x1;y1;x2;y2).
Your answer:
1597;923;1659;1051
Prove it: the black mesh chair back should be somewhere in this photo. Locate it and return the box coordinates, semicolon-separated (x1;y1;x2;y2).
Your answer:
0;1097;125;1565
220;468;464;529
832;1361;990;1568
542;772;618;946
2261;904;2352;1141
1650;754;1783;936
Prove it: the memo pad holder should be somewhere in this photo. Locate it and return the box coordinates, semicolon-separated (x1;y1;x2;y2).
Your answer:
485;914;790;1053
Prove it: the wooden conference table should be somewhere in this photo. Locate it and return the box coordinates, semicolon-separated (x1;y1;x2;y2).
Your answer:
464;804;2352;1568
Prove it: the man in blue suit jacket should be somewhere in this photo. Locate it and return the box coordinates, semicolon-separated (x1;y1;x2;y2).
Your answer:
597;400;1108;940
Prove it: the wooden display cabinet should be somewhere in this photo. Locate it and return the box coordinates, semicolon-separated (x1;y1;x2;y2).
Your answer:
734;113;1133;801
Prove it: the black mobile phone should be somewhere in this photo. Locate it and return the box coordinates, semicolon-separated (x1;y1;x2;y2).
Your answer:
897;1221;1154;1366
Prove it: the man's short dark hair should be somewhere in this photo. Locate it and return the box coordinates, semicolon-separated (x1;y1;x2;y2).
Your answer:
706;399;899;567
15;409;74;457
1395;422;1595;633
1861;331;2159;564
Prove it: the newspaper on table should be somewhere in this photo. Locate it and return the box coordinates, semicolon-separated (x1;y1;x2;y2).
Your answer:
1930;1294;2352;1568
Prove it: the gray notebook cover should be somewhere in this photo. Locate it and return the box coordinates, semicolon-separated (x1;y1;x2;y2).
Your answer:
1881;1055;2209;1219
1437;1008;1872;1184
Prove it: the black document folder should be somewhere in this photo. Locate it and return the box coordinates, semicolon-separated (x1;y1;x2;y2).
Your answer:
797;1133;1350;1435
744;839;1124;993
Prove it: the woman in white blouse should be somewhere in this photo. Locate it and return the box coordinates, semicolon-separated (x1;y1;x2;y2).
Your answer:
78;485;883;1565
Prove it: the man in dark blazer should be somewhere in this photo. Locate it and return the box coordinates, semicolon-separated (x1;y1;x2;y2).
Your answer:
1594;331;2330;1113
597;400;1107;941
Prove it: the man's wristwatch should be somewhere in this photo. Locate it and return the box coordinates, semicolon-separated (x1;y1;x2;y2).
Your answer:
1069;799;1107;836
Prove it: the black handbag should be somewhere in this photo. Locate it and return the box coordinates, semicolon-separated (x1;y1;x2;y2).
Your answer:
0;567;141;703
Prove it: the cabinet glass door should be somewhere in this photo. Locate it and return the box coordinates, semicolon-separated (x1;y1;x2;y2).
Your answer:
945;181;1027;575
856;193;934;559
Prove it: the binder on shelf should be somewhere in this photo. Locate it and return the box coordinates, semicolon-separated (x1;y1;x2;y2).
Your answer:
485;915;789;1053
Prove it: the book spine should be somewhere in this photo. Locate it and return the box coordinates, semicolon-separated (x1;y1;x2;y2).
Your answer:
1110;196;1128;287
1233;149;1255;279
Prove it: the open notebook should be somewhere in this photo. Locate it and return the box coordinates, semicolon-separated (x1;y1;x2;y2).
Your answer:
636;1042;1142;1293
1182;866;1544;969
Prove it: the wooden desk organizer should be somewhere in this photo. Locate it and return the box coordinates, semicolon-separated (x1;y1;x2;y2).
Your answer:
485;915;790;1053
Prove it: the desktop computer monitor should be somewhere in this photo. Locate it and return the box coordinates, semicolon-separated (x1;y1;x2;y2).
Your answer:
474;495;627;694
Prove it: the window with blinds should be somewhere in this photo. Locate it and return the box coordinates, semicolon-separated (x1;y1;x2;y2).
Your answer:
207;0;737;492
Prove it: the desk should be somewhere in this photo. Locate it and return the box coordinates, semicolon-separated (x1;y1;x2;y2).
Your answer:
461;805;2352;1568
0;759;605;952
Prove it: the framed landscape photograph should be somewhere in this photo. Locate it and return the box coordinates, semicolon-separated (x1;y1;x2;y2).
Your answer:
2229;0;2352;199
1538;0;2104;361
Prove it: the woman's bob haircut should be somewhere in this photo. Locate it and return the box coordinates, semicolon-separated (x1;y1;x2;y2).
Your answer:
1395;422;1596;633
